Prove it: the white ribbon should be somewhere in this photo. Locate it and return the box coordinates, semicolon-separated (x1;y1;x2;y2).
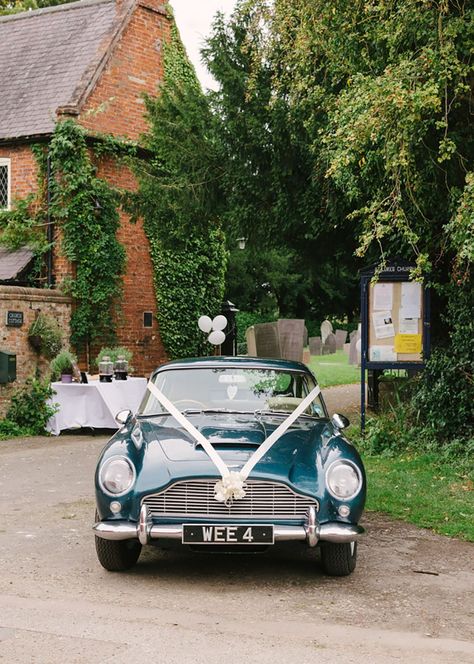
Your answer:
146;380;321;504
147;381;229;478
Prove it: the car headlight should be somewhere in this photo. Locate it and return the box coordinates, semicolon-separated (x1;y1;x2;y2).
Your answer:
326;460;362;500
99;456;136;496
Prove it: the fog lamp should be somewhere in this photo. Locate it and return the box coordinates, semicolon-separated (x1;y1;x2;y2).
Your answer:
338;504;351;518
110;501;122;514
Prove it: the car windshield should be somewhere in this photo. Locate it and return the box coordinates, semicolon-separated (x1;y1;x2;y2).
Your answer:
139;367;325;418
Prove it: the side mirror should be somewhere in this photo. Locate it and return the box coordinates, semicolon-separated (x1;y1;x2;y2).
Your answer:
116;409;132;426
331;413;350;430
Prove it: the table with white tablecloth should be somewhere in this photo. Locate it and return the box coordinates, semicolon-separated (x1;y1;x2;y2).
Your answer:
47;377;148;435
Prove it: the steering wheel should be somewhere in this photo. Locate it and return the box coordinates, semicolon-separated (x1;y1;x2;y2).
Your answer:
173;399;207;410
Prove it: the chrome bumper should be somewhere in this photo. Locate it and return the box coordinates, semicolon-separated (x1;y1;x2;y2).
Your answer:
93;506;364;546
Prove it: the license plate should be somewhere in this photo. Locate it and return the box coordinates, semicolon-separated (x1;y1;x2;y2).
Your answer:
182;524;274;545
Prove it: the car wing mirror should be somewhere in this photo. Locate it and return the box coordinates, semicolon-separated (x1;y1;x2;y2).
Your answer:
331;413;350;430
116;409;132;426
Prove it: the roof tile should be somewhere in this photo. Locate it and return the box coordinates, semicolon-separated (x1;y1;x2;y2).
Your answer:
0;0;129;140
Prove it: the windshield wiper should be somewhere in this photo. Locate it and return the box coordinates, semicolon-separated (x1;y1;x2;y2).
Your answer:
254;409;316;420
137;411;171;418
183;408;253;415
138;408;254;418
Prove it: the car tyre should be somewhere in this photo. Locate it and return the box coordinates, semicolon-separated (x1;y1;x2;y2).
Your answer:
94;512;142;571
320;541;357;576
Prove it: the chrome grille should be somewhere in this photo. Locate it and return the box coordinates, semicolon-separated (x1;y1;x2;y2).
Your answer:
142;479;318;519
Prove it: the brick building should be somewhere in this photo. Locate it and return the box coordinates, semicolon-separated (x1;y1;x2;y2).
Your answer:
0;0;171;377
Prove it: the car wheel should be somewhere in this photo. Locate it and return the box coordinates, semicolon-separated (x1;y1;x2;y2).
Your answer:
320;541;357;576
94;512;142;571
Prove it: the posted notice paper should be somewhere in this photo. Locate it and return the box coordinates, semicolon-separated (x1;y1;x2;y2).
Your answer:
372;311;395;339
394;334;422;354
400;282;422;319
370;346;397;362
373;283;393;311
399;317;419;334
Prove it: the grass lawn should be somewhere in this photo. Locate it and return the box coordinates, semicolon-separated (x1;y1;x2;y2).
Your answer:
307;350;360;388
362;452;474;541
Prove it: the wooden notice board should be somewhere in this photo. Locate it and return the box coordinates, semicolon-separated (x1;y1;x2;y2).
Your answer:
368;281;424;363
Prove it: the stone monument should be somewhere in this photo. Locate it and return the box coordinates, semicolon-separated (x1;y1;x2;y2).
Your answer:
320;320;333;344
323;332;336;355
277;319;305;362
254;322;281;358
309;336;322;355
335;329;348;350
246;326;257;357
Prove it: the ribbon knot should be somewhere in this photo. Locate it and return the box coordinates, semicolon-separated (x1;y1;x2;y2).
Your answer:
214;471;247;505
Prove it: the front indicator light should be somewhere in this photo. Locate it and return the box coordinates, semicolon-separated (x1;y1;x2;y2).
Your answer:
110;501;122;514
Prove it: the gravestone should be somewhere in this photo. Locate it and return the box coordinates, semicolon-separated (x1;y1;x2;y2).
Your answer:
349;329;360;365
302;348;311;365
246;326;257;357
278;319;305;362
323;332;336;355
254;322;281;358
320;320;333;344
309;336;322;355
335;329;348;350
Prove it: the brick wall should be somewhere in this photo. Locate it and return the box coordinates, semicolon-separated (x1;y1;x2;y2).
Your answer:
0;286;72;417
78;0;171;374
0;0;172;378
0;144;38;203
92;155;167;376
80;0;170;140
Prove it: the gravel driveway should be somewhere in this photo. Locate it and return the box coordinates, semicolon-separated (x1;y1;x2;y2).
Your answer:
0;393;473;663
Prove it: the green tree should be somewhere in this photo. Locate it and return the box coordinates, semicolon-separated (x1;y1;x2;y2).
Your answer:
203;1;362;323
207;0;473;442
0;0;76;15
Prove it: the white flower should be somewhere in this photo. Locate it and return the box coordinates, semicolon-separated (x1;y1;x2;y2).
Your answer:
214;471;246;505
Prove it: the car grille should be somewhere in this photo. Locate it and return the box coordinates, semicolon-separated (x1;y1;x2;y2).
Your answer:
142;479;318;519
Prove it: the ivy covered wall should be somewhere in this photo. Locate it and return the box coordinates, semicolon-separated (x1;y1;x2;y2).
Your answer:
132;21;228;359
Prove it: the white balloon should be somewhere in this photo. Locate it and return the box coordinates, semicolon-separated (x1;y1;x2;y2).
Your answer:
212;315;228;331
198;315;213;333
208;330;226;346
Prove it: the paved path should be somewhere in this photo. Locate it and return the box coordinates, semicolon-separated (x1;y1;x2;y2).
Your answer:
322;382;361;418
0;428;473;663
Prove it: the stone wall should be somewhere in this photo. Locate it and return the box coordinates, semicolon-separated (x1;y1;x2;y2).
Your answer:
0;286;72;416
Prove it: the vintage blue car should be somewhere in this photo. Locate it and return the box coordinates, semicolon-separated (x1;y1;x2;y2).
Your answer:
93;356;366;576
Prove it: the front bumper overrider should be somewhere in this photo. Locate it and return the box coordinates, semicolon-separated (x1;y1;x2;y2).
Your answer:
93;505;364;546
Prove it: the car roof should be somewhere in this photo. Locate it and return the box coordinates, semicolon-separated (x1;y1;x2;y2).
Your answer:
154;356;313;375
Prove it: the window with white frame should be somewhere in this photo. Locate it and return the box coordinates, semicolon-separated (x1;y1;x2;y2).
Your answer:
0;158;11;210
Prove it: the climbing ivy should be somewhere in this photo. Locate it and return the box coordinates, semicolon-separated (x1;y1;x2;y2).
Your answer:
0;145;51;285
47;120;126;350
149;230;227;358
132;18;228;359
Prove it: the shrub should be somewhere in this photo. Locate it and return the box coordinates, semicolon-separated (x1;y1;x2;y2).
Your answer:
50;350;77;380
6;377;58;435
28;313;63;359
0;419;29;440
411;285;474;442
